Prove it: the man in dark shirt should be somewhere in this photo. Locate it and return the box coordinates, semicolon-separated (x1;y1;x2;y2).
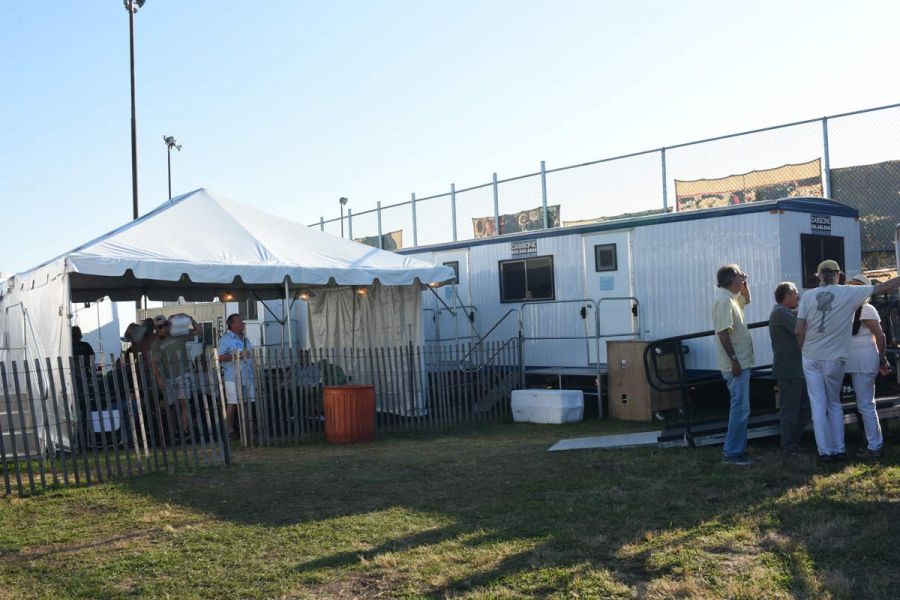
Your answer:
72;326;95;364
768;282;809;453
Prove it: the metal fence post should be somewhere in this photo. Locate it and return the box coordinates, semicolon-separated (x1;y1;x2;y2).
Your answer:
411;193;417;247
821;117;832;198
540;161;549;228
450;183;457;242
376;201;383;249
347;208;353;240
319;217;324;232
492;173;500;236
661;148;668;211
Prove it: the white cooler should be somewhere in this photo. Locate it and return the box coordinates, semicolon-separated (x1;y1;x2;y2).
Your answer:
511;389;584;424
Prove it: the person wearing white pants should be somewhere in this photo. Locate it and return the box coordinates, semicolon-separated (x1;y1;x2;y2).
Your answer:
795;260;900;463
801;357;847;457
845;274;886;458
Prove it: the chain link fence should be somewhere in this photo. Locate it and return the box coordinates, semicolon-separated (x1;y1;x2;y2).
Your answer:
312;103;900;269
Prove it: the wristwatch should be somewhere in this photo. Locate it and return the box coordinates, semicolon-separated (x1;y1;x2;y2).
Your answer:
730;354;738;362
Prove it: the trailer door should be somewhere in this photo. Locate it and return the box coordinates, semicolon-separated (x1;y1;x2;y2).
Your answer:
432;250;473;343
582;231;636;364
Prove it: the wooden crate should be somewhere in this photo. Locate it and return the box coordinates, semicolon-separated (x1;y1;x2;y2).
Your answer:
607;340;681;421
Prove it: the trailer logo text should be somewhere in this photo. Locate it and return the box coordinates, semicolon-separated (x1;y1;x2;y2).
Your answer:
511;240;538;257
811;214;831;235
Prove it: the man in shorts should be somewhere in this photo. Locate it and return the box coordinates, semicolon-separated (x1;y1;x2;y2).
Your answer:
155;314;201;439
217;313;255;438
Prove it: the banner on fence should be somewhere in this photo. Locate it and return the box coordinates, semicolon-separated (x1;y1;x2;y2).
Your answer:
354;230;403;251
831;159;900;264
563;207;670;228
472;205;560;238
675;159;823;211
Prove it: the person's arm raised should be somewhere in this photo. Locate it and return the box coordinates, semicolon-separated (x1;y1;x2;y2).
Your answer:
873;275;900;296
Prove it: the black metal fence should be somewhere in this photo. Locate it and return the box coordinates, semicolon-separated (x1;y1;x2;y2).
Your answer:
0;339;522;497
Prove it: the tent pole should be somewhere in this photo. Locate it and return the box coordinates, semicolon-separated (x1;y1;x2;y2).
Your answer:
284;279;292;349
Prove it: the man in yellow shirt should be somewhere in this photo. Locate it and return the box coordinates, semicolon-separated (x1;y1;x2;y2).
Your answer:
712;264;754;465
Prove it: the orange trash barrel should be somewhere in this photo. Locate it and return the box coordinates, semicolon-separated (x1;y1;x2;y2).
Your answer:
323;385;376;443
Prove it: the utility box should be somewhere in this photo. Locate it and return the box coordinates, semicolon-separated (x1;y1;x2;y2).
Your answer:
607;340;681;421
511;389;584;424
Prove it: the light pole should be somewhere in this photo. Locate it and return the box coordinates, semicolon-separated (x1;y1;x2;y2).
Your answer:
339;197;349;238
163;135;182;199
125;0;146;220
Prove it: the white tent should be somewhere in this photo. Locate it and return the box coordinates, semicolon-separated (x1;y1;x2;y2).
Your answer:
0;188;455;366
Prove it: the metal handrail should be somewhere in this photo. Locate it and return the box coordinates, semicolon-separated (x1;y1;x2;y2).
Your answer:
642;320;772;448
519;298;596;342
423;309;437;343
643;321;772;392
459;309;518;366
437;304;479;332
465;336;518;373
594;296;641;367
519;297;641;363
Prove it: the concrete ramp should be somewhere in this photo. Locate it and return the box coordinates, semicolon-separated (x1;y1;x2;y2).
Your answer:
547;430;660;452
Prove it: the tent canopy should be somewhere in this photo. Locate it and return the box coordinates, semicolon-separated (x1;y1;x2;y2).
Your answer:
18;188;453;302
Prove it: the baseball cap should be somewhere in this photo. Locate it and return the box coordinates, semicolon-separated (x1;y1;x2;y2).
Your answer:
816;259;841;273
153;315;168;327
849;274;871;286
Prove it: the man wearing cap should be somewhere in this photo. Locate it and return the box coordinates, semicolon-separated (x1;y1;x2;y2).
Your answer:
795;260;900;462
712;264;754;465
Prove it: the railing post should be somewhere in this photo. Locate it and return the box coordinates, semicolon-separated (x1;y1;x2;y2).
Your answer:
376;201;383;249
410;192;417;247
319;216;324;232
540;161;549;229
492;172;500;236
450;183;457;242
661;148;669;211
518;330;525;388
821;117;832;198
347;208;353;240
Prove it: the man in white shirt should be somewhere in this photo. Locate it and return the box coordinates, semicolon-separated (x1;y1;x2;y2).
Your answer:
795;260;900;462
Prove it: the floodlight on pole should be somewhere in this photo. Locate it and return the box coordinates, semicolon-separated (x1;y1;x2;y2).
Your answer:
164;135;182;199
339;197;349;238
124;0;146;220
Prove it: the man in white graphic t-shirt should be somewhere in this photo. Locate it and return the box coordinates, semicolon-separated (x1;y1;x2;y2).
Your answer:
795;259;900;462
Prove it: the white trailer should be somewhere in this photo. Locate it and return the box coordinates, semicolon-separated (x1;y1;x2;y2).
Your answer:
399;197;861;374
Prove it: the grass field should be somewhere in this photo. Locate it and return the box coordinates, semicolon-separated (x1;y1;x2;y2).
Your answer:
1;420;898;599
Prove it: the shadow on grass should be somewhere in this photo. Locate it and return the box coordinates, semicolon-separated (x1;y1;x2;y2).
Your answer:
118;422;899;598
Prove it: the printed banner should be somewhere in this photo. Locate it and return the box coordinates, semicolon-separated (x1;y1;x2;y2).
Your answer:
354;230;403;251
473;205;560;238
675;159;823;211
563;207;670;227
830;159;900;266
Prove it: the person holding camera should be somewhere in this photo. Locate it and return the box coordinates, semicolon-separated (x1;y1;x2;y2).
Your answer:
845;274;887;458
713;264;754;465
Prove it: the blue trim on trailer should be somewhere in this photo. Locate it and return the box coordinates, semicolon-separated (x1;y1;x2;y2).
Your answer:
395;197;859;255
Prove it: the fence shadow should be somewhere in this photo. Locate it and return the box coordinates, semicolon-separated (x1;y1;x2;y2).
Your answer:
116;427;896;597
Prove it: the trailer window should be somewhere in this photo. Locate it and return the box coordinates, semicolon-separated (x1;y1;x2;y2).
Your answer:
443;261;459;284
800;234;845;288
594;243;618;272
499;256;555;302
240;299;258;321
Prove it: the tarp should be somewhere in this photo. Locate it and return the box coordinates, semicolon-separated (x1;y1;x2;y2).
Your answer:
0;189;455;449
0;188;454;362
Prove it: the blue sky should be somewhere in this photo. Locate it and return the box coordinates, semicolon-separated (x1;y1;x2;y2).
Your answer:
1;1;898;275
